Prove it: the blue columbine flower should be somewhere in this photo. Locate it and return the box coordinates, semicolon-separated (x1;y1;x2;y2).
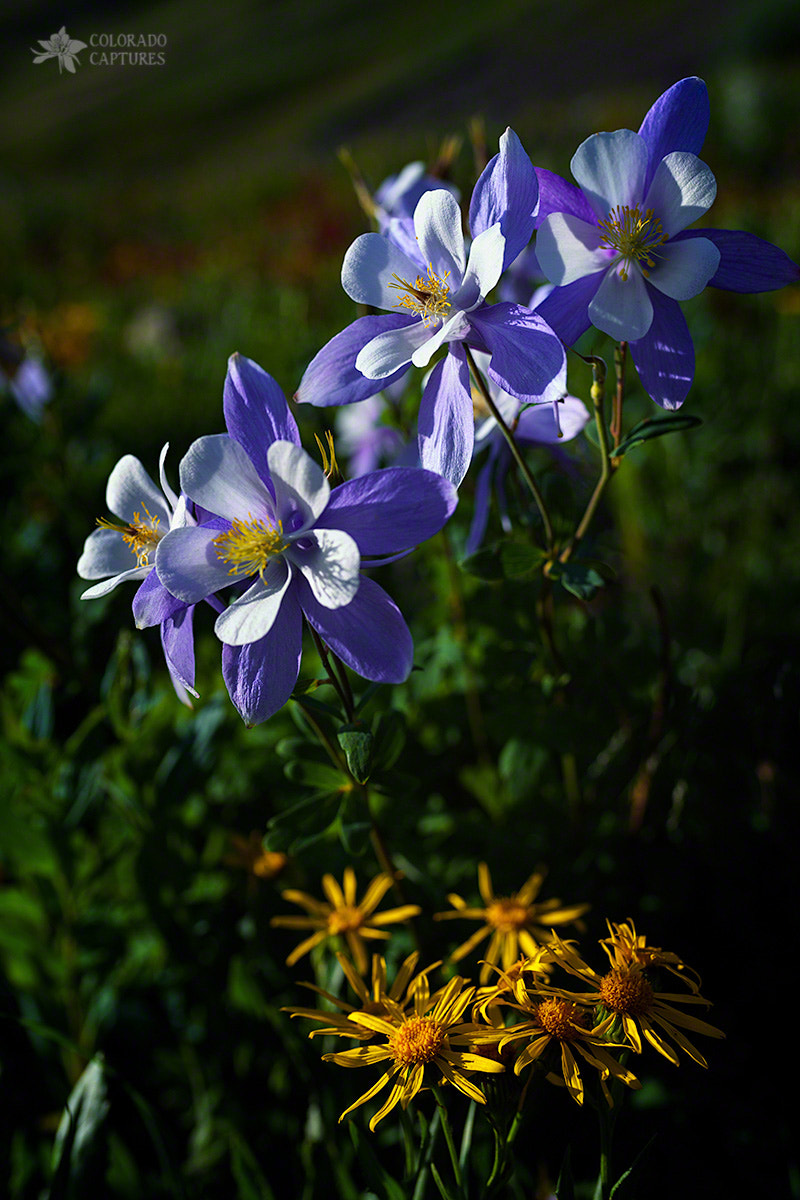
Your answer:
373;161;460;230
533;77;799;409
296;129;566;488
155;353;457;725
77;445;200;705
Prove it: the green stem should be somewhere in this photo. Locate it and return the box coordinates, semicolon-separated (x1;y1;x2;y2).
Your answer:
309;624;351;716
434;1088;464;1196
293;697;348;776
412;1108;441;1200
562;356;614;563
465;346;555;552
612;341;627;450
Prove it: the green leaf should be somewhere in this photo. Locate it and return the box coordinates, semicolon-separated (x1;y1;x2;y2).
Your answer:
551;561;607;600
613;414;703;457
283;759;345;790
50;1055;110;1199
265;790;341;851
458;544;503;581
337;790;371;856
608;1134;657;1197
500;540;547;579
337;724;373;784
555;1144;575;1200
371;710;406;773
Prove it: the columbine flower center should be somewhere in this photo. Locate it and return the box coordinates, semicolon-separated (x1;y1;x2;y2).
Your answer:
599;968;654;1015
389;1015;445;1067
327;905;364;935
96;505;162;567
213;516;287;579
388;263;452;326
597;205;668;280
536;997;588;1040
487;898;530;933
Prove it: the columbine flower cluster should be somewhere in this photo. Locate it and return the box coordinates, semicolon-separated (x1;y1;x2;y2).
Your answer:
78;78;797;725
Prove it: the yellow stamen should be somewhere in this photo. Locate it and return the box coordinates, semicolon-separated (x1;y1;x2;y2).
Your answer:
389;1016;445;1067
96;505;162;567
213;516;287;579
314;430;340;480
327;905;364;935
597;205;668;280
599;968;654;1015
486;898;530;933
536;997;588;1041
388;263;452;326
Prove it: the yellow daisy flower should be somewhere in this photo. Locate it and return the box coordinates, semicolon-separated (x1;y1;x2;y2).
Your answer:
434;862;589;983
548;931;725;1068
224;831;287;880
282;950;440;1041
472;946;556;1023
485;987;641;1107
323;974;504;1130
270;867;421;973
599;918;702;993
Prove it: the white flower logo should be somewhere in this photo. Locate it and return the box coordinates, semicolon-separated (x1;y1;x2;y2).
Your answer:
31;26;87;74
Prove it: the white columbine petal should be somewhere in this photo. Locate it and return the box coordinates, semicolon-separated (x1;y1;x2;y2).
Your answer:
647;237;721;300
588;265;654;341
213;558;292;646
341;233;423;308
80;567;150;600
158;442;179;511
571;130;649;219
457;223;506;309
643;152;717;237
355;320;433;379
267;441;330;533
106;455;170;525
410;310;470;369
414;189;466;283
536;212;609;286
78;527;147;581
155;525;240;603
288;528;360;610
180;435;273;523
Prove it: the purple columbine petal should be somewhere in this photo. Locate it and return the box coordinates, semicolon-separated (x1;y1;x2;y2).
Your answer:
317;467;458;556
638;77;710;193
643;152;717;237
356;319;432;380
295;315;412;407
677;228;800;292
298;574;413;684
222;588;303;726
534;273;601;345
162;605;197;697
413;190;466;283
647;236;720;301
534;168;596;228
106;455;170;525
180;435;273;520
418;343;474;487
78;527;145;581
589;265;654;341
156;524;237;603
341;233;424;308
465;450;497;556
384;216;427;267
629;289;694;410
469;127;539;271
571;130;649;219
133;569;187;629
267;441;330;532
287;528;360;610
214;557;292;646
536;212;608;286
469;303;567;403
223;354;300;486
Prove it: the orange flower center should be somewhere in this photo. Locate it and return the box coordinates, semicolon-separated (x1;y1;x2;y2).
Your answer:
389;1016;445;1067
599;968;654;1015
327;905;364;935
536;997;588;1041
487;898;529;933
96;505;162;567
